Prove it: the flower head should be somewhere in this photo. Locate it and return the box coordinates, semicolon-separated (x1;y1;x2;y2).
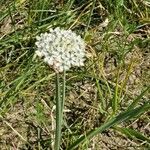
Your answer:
35;27;86;72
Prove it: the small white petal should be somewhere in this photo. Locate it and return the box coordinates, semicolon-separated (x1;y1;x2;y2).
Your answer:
36;36;41;40
35;51;43;58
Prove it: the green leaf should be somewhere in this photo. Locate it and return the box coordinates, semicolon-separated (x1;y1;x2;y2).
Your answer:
67;102;150;150
114;126;150;143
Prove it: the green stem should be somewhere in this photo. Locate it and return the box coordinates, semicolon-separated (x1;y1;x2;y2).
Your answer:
84;0;96;38
62;71;66;113
55;73;62;150
37;127;41;150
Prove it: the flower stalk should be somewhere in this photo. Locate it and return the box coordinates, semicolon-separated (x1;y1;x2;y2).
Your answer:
55;71;66;150
55;73;62;150
62;71;66;113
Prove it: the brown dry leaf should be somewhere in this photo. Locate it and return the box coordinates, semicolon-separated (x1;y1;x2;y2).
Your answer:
0;17;12;35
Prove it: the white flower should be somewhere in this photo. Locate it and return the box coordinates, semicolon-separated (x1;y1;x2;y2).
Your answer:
35;27;86;72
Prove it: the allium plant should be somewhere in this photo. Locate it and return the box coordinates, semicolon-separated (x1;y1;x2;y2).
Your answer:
35;27;86;150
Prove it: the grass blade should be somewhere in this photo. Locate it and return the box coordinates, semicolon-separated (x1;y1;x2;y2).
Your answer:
84;0;96;37
114;126;150;143
112;67;120;114
67;102;150;150
127;86;150;110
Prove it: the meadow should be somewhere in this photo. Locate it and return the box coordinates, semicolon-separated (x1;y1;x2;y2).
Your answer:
0;0;150;149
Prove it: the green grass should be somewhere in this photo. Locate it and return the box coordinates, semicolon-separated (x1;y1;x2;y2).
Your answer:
0;0;150;149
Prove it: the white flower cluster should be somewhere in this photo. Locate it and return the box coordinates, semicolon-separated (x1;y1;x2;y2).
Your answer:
35;27;86;72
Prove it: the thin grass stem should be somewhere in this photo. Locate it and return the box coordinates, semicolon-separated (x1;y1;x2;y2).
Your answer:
112;66;120;115
84;0;96;38
37;127;41;150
